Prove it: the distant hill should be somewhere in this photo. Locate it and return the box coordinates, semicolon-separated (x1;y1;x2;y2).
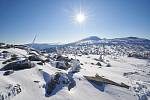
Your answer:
26;36;150;50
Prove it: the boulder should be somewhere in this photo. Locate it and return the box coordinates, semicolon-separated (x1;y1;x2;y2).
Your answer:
96;62;102;66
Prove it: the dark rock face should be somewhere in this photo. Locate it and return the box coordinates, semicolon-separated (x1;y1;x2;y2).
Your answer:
56;62;67;70
46;79;57;96
28;55;42;61
96;62;102;66
84;75;129;89
68;78;76;91
1;60;34;71
45;72;76;97
56;61;71;70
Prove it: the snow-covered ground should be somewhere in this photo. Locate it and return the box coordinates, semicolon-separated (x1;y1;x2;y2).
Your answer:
0;47;150;100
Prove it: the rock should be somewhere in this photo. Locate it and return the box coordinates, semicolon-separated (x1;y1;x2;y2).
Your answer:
28;55;42;61
106;63;111;67
1;60;34;71
34;81;40;83
68;79;76;91
3;70;14;76
56;61;67;70
37;62;43;65
84;75;129;89
11;54;18;60
96;62;102;66
2;51;9;53
45;72;76;96
69;60;81;73
46;79;57;96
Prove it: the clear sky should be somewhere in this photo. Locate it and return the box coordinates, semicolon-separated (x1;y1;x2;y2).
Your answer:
0;0;150;44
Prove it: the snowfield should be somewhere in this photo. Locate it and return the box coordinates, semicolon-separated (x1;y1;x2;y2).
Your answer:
0;46;150;100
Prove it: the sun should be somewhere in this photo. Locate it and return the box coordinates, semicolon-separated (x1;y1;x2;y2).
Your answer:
76;13;85;23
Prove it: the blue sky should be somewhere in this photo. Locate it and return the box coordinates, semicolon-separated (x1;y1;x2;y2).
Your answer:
0;0;150;44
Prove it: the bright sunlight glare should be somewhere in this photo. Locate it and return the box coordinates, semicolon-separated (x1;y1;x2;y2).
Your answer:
76;13;85;23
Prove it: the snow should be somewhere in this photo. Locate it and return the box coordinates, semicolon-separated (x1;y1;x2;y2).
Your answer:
0;47;150;100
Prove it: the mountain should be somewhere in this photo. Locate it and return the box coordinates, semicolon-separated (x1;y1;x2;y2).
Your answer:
80;36;101;41
108;37;150;45
25;36;150;50
66;36;150;47
26;36;102;49
66;36;102;46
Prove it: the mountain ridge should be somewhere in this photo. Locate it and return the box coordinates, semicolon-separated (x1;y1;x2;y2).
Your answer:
26;36;150;50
